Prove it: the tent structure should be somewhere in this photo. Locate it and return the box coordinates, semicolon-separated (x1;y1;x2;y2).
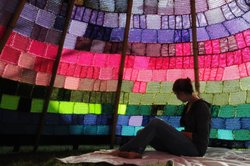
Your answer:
0;0;249;151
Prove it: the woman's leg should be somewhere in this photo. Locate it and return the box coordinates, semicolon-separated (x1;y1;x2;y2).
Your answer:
119;118;199;156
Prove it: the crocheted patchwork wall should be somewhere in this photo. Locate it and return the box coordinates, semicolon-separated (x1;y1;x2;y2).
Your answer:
0;0;249;147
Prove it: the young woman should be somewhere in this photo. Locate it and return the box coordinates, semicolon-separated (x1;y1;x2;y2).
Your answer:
110;78;211;159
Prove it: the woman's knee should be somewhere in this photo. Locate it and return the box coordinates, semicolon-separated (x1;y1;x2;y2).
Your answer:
136;128;143;135
149;118;163;127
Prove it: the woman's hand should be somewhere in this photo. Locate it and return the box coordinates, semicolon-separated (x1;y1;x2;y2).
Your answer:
181;131;192;139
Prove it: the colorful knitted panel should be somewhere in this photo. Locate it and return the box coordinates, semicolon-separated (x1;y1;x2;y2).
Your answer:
0;0;249;148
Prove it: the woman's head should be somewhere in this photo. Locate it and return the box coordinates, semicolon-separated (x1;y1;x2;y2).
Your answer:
172;78;194;102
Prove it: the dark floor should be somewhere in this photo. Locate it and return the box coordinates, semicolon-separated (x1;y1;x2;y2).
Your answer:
0;145;125;166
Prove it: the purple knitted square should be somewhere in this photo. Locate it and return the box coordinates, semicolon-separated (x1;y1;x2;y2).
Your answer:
133;15;140;28
197;27;209;41
129;29;142;42
158;30;174;43
74;6;84;21
96;11;104;26
14;17;34;37
142;29;157;43
36;9;56;28
206;23;230;39
90;10;98;24
128;116;143;126
21;3;38;22
162;16;168;29
82;8;91;22
110;28;124;42
140;15;146;29
223;18;249;34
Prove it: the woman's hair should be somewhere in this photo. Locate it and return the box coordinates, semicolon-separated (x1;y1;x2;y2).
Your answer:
172;77;194;95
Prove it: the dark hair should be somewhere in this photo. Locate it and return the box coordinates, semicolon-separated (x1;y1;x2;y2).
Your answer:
172;78;194;95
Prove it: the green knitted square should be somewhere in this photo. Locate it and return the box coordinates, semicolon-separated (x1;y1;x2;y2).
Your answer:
233;130;250;141
199;81;206;93
229;91;246;105
126;105;138;115
160;82;173;93
121;80;133;92
123;92;129;104
74;102;89;114
50;88;59;100
166;93;182;105
205;81;223;93
154;93;168;105
146;82;161;93
102;104;113;114
30;99;44;113
213;93;229;105
210;105;220;117
89;92;101;103
247;91;250;103
164;105;177;116
108;93;116;103
139;105;151;115
89;103;95;114
141;94;155;105
218;105;235;118
0;95;20;110
129;93;142;105
82;92;90;103
200;93;213;104
95;104;102;114
119;92;124;104
101;93;108;104
47;101;59;113
209;129;217;138
59;101;74;114
223;80;240;93
236;104;250;117
118;104;126;115
70;90;83;102
240;77;250;90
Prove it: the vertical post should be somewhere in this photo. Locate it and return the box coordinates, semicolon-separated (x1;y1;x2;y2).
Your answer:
110;0;133;148
190;0;200;95
0;0;26;54
33;0;75;151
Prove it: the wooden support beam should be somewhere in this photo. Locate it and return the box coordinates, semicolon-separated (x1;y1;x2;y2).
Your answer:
190;0;200;95
33;0;75;152
110;0;133;148
0;0;26;54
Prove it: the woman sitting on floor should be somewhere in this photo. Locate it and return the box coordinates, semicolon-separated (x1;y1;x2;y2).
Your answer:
110;78;211;159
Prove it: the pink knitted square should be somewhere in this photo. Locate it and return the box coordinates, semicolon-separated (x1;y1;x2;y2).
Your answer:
64;77;80;90
2;64;22;81
21;69;36;84
54;75;65;88
12;33;30;51
134;56;149;69
1;46;21;64
78;51;93;66
152;70;166;81
28;40;47;56
36;72;51;86
45;44;58;59
137;70;152;82
18;52;35;69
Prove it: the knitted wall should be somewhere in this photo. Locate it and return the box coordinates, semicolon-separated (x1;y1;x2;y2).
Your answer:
0;0;249;147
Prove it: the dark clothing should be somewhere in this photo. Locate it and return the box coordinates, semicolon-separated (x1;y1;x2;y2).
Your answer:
119;118;200;156
119;99;211;157
180;99;211;156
